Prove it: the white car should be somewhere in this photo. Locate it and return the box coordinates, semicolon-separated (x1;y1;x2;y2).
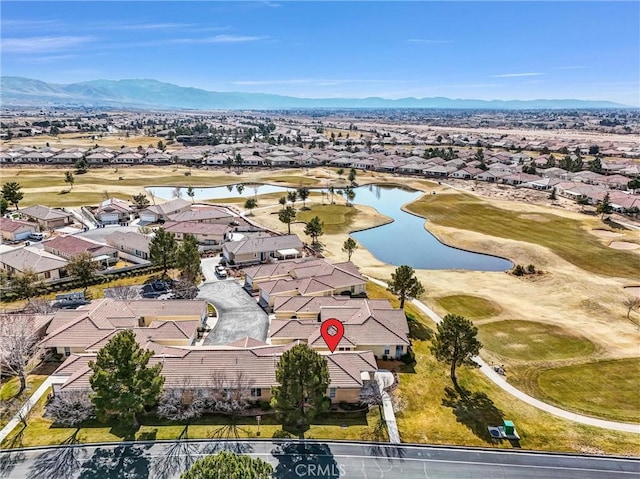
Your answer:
215;265;227;278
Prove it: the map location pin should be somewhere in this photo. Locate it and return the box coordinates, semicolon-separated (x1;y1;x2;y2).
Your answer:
320;318;344;353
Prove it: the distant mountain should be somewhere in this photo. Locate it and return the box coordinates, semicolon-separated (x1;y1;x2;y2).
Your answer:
0;76;630;110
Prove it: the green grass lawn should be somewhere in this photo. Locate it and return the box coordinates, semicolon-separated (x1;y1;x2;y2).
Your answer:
477;320;596;361
0;375;49;428
536;358;640;423
297;204;358;235
436;295;502;319
405;192;640;278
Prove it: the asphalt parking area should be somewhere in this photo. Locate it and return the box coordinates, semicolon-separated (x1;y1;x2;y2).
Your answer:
198;280;268;345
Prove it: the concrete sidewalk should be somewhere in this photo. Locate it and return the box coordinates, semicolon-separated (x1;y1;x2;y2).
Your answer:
0;375;68;443
375;370;400;443
365;275;640;435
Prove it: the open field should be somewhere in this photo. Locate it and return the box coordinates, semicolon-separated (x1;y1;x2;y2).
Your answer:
296;204;359;235
436;294;502;319
477;320;596;361
405;190;640;278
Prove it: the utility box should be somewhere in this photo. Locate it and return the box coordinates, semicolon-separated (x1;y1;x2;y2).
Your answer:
503;420;515;435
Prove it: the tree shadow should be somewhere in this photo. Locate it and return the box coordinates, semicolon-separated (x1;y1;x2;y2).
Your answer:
0;427;26;478
151;427;200;479
441;386;504;441
29;430;86;479
271;442;341;479
78;444;151;479
202;439;254;455
366;443;407;462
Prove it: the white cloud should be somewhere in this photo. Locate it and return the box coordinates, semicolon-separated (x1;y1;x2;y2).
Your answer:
491;72;544;78
1;36;95;53
171;35;266;44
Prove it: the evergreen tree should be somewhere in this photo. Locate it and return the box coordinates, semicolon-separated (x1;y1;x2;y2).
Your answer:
132;193;150;209
181;451;273;479
348;168;357;184
596;192;613;219
244;198;258;215
150;228;178;276
297;187;310;209
431;314;482;391
1;182;23;210
89;330;165;429
304;216;324;244
278;206;296;234
271;344;330;438
387;264;425;309
0;197;8;215
278;196;287;210
175;234;200;284
187;186;195;203
342;237;358;261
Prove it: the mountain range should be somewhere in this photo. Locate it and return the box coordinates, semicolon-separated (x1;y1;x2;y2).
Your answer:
0;76;630;110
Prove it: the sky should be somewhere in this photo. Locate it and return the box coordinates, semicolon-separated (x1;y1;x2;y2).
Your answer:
1;1;639;106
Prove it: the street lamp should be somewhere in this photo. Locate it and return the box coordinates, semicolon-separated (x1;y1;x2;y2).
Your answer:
256;415;261;437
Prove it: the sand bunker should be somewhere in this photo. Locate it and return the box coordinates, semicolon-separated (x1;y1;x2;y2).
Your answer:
591;229;624;239
623;286;640;296
609;241;640;250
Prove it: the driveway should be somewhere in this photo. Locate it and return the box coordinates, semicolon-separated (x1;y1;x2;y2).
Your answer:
200;257;223;283
198;281;268;345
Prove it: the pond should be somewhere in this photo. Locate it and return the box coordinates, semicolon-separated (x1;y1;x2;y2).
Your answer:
147;183;512;271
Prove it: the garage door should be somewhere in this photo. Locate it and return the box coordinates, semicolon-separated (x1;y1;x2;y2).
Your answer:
101;213;119;224
140;214;156;223
15;230;32;241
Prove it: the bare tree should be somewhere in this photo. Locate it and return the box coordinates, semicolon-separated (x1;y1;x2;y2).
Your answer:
105;285;139;300
46;390;94;427
208;371;254;439
24;298;55;314
623;295;640;320
0;314;40;395
157;378;207;437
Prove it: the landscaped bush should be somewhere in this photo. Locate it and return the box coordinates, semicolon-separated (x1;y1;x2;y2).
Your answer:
260;401;272;411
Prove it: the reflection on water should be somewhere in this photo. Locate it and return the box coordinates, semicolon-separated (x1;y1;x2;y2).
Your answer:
147;183;512;271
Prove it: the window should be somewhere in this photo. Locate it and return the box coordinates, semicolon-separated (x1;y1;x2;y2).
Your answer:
44;271;51;279
63;347;71;357
251;388;262;398
383;346;390;355
329;388;336;399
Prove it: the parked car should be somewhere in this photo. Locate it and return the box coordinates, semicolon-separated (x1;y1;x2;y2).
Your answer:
29;232;44;241
215;265;227;278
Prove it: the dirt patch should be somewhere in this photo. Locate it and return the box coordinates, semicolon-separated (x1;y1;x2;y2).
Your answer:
609;241;640;251
591;229;624;239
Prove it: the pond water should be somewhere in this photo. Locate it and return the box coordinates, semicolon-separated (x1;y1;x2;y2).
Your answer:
148;184;512;271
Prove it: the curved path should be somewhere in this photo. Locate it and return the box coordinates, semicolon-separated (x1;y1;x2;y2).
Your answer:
365;276;640;434
1;440;637;479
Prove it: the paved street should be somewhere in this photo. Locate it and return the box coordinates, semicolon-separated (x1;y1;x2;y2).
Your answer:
198;281;269;344
1;440;637;479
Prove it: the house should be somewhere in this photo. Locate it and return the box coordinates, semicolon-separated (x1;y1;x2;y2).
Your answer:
53;343;378;404
450;167;482;180
424;165;456;177
222;234;304;266
269;299;410;359
139;198;192;223
96;198;135;225
252;260;367;310
0;246;68;282
106;231;152;262
20;205;73;230
44;235;118;266
163;221;230;246
39;298;207;356
166;205;234;224
0;217;39;242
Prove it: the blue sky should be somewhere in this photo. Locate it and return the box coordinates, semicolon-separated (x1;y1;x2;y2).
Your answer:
2;1;639;105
